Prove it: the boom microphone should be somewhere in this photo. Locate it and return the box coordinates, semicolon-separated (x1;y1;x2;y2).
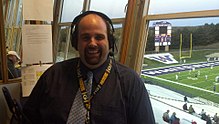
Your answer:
109;51;114;57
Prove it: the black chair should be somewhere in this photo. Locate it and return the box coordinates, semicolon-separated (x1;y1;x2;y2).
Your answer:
2;86;23;124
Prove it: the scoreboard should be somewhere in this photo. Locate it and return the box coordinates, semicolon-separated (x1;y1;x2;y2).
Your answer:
154;21;172;47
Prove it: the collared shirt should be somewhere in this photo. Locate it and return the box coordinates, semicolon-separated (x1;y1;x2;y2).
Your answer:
23;57;155;124
79;57;111;93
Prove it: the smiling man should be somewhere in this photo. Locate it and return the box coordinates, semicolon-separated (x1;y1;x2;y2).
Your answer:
23;11;155;124
77;14;109;69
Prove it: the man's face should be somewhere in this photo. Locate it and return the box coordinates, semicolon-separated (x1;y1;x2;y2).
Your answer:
77;14;109;69
8;55;19;64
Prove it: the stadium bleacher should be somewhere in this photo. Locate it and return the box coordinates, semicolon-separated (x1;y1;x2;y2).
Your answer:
145;84;219;124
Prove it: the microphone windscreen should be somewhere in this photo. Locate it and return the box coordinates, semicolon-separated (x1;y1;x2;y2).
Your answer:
109;52;114;56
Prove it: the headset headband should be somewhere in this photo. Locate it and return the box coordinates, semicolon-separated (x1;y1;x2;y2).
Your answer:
72;11;114;32
71;11;116;51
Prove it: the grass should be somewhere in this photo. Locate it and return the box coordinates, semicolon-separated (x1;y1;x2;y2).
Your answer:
158;66;219;91
142;49;219;104
143;74;219;104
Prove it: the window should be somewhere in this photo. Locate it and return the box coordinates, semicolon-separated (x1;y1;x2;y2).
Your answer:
61;0;84;22
148;0;219;14
90;0;128;18
143;17;219;104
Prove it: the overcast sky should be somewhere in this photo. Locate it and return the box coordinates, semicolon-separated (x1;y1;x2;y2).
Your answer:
149;0;219;14
148;0;219;26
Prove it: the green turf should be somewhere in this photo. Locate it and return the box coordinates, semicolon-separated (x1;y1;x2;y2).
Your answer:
142;65;219;104
158;66;219;91
142;48;219;104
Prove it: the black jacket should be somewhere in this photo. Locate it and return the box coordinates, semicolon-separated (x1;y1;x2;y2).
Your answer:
23;57;155;124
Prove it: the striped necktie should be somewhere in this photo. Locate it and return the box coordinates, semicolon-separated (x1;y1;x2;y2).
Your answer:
67;71;93;124
86;71;93;98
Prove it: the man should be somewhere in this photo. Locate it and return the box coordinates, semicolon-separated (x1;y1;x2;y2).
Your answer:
188;105;195;114
182;103;187;110
213;113;218;122
184;96;187;102
170;112;180;124
23;11;155;124
7;51;21;79
162;110;170;122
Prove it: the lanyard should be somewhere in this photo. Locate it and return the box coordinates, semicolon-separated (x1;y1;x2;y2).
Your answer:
77;58;112;124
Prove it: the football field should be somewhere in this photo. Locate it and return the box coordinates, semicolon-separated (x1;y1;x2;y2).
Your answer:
158;65;219;92
142;61;219;104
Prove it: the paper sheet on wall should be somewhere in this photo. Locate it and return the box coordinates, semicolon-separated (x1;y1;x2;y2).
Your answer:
21;64;52;97
22;25;53;65
23;0;53;21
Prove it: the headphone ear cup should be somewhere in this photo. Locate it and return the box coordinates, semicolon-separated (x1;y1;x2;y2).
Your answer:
108;34;115;49
71;30;78;50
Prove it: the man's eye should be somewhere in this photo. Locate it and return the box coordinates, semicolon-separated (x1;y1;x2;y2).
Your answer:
82;36;90;41
95;35;104;40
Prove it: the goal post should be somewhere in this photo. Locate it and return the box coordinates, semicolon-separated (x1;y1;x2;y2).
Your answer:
179;33;193;61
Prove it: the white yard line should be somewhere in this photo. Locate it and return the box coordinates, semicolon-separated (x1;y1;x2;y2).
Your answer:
142;74;219;95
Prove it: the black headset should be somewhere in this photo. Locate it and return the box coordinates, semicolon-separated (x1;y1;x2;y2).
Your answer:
70;11;116;52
